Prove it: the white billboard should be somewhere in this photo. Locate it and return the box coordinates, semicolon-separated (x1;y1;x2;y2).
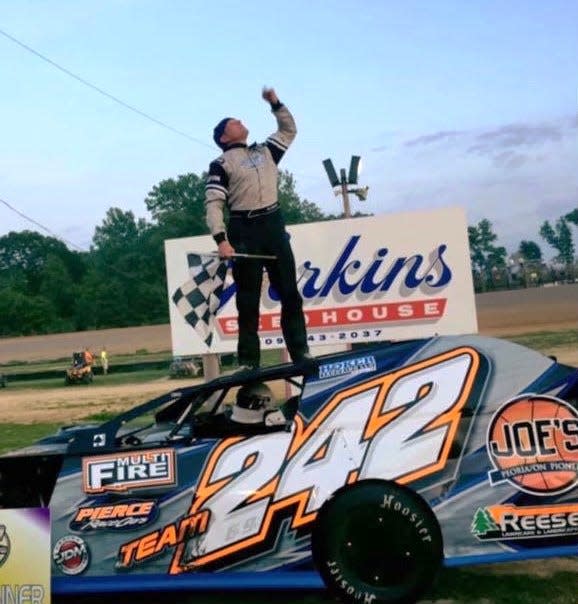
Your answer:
165;206;477;356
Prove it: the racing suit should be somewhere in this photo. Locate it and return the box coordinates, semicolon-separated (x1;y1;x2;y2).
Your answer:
204;102;308;368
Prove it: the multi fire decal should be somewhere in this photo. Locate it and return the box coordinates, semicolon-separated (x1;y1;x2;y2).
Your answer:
0;524;10;568
83;448;176;494
486;395;578;496
52;535;90;575
472;503;578;541
141;346;482;574
70;500;159;532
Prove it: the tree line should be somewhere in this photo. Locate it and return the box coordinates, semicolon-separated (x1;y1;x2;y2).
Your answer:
469;209;578;290
0;171;576;337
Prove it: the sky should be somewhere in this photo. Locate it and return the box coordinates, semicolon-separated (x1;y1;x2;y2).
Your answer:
1;0;577;258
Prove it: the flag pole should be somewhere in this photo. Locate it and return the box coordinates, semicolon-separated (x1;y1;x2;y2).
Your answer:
189;251;277;260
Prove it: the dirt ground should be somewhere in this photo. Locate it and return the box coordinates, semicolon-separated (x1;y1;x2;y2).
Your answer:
0;284;577;424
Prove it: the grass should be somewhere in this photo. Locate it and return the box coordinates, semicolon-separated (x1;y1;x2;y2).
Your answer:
505;328;578;350
52;567;578;604
0;422;62;452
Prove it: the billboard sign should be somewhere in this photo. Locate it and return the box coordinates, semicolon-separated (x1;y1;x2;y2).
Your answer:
165;206;477;356
0;508;51;603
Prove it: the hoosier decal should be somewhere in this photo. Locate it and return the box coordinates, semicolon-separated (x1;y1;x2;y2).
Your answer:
487;395;578;496
83;449;176;494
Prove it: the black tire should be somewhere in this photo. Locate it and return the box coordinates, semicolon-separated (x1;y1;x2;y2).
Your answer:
312;480;443;604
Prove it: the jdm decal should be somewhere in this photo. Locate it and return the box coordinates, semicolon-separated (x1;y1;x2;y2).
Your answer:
472;503;578;541
52;535;90;576
83;448;176;494
487;395;578;496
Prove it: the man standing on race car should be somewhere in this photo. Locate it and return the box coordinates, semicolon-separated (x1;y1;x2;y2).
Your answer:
204;87;310;371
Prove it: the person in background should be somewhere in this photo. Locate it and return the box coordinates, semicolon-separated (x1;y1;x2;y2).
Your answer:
83;347;94;367
100;347;109;375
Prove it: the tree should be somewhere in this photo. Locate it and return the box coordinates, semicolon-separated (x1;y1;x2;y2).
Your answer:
539;217;575;264
468;219;507;274
277;171;326;224
0;230;83;296
518;240;543;262
90;208;167;327
566;208;578;228
144;173;208;240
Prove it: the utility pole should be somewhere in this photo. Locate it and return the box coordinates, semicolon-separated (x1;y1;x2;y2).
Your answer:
339;168;352;218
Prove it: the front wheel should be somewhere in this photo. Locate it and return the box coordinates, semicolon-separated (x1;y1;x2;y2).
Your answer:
312;480;443;604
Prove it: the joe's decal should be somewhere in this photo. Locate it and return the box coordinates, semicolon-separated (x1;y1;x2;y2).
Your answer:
487;395;578;495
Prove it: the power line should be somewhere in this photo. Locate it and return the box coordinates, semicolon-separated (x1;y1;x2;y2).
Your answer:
0;196;87;252
0;195;151;282
0;27;212;148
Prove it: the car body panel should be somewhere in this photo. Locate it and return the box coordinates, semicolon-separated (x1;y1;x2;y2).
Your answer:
1;335;577;594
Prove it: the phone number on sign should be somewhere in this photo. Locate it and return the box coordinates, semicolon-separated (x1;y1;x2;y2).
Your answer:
261;330;383;346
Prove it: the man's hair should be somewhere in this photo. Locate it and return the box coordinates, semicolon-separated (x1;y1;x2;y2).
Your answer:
213;117;232;150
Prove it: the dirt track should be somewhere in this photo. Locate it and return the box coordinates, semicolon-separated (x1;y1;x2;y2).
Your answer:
0;284;576;425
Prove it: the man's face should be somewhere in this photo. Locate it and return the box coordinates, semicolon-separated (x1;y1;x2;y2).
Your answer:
221;118;248;146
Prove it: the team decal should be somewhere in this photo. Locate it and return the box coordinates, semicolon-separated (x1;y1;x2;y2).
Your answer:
70;500;159;532
318;356;377;380
118;510;209;568
0;524;10;568
486;395;578;496
52;535;90;575
472;503;578;541
115;346;483;574
82;448;176;494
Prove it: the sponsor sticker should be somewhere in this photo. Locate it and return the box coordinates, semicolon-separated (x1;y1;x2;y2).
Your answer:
70;500;158;532
318;356;377;379
0;524;11;568
486;395;578;495
52;535;90;576
83;448;176;494
472;503;578;541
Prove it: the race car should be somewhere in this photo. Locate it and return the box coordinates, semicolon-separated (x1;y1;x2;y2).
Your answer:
0;334;577;604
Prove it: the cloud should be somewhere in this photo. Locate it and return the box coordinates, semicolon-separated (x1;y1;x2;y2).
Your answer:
403;130;464;147
468;122;565;155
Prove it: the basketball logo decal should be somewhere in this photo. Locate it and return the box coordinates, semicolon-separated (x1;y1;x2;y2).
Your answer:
487;395;578;496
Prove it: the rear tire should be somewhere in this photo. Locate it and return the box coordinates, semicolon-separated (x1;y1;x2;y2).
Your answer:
312;480;442;604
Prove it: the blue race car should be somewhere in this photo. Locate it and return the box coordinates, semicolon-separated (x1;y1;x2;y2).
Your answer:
1;335;577;604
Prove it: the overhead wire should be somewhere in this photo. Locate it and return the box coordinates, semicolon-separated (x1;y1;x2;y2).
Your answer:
0;26;212;255
0;27;213;148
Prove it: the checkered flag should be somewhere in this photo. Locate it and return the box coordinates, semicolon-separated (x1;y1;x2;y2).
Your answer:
172;253;228;348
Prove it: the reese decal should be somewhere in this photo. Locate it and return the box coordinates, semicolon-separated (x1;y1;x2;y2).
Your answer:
164;346;480;573
486;395;578;496
472;503;578;541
